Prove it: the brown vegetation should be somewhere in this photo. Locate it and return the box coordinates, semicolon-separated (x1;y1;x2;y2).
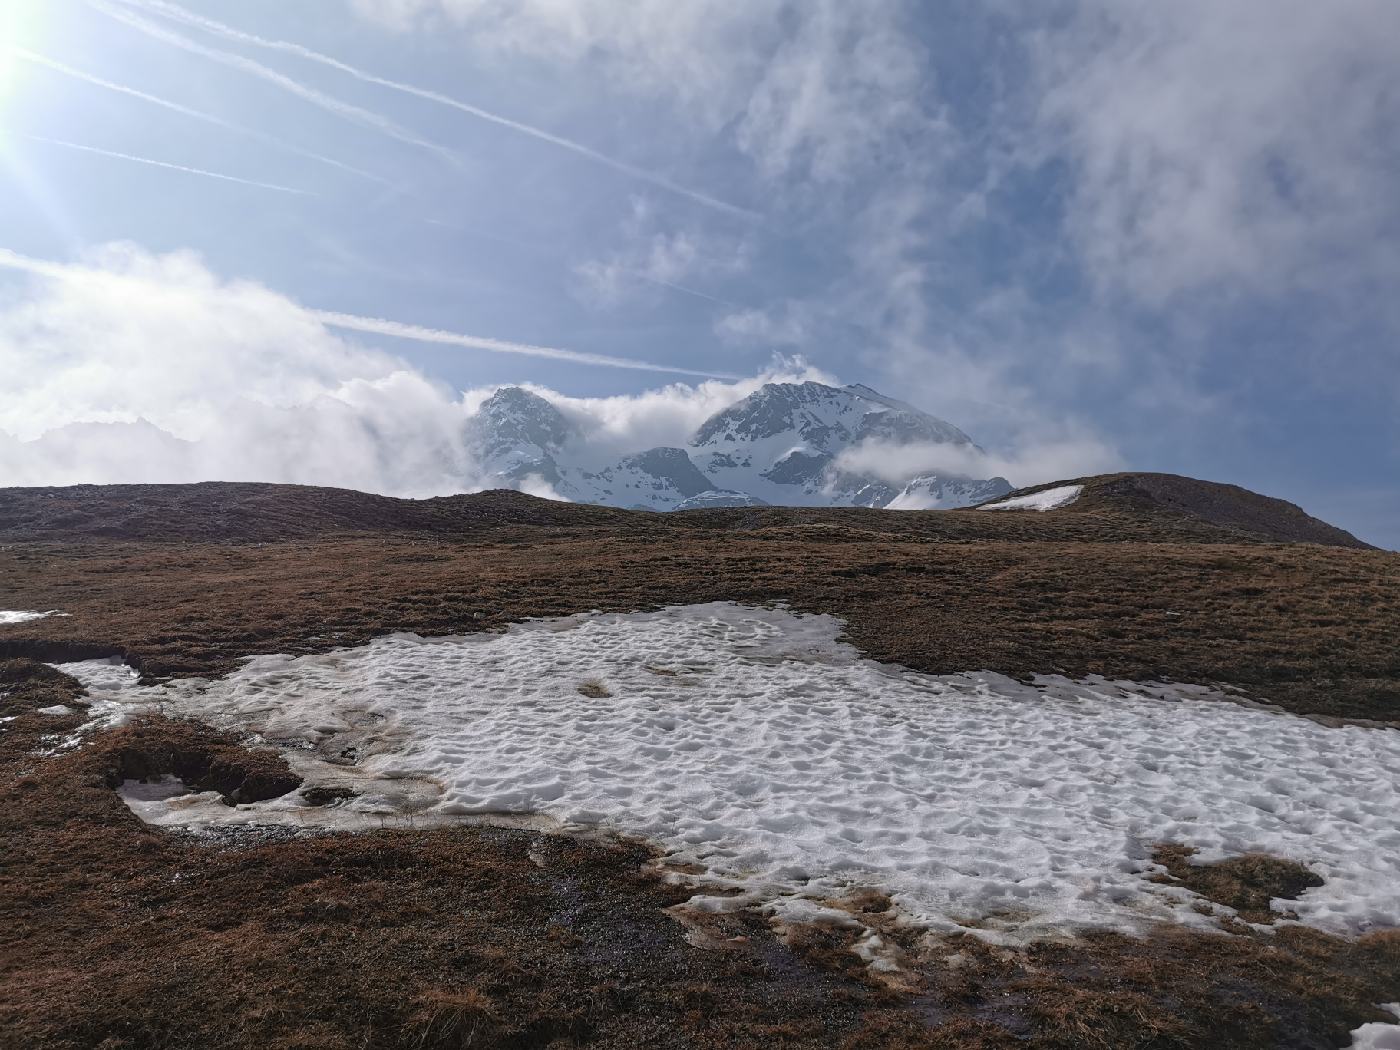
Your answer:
2;481;1398;1047
2;522;1395;722
1152;844;1325;925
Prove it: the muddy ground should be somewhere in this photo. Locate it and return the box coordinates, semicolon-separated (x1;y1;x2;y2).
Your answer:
3;484;1399;1047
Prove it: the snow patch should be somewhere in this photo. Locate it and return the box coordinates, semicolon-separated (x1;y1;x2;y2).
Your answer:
37;704;75;716
979;484;1083;511
59;604;1400;942
1346;1004;1400;1050
0;610;69;624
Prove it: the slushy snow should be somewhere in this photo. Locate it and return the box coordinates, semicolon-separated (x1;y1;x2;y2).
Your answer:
979;484;1083;511
57;603;1400;941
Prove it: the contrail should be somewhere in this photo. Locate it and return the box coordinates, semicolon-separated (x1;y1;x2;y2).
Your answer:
87;0;462;168
627;270;738;307
109;0;758;219
308;311;737;378
28;136;313;195
0;247;737;380
11;47;384;184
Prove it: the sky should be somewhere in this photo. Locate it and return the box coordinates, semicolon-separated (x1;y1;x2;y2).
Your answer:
0;0;1397;546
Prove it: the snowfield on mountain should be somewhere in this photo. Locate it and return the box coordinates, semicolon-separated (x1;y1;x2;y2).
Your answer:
468;380;1012;511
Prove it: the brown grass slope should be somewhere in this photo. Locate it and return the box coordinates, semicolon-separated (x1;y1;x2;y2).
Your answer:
0;471;1375;548
2;480;1396;720
4;663;1400;1049
983;472;1374;549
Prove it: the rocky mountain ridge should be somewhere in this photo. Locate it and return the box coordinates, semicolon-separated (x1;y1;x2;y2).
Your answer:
469;381;1011;511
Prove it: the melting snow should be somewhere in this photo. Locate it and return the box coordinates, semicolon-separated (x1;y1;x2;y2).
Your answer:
0;609;69;624
979;484;1083;511
57;603;1400;941
1347;1004;1400;1050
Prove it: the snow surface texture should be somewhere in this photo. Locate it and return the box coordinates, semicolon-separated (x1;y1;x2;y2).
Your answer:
57;604;1400;942
0;609;67;624
979;484;1083;512
1347;1004;1400;1050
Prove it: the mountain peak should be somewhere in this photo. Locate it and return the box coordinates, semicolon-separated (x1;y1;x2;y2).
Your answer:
472;387;574;456
466;380;1005;512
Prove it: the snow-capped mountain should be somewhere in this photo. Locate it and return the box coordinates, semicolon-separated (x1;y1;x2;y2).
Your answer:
466;381;1011;511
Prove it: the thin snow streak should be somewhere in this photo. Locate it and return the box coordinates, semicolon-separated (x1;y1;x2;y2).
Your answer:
110;0;757;219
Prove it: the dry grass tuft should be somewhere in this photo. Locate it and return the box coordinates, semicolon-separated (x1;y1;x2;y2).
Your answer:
577;678;612;698
408;988;501;1049
1152;844;1324;924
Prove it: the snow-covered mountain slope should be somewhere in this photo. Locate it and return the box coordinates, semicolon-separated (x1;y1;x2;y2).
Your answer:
465;381;1011;511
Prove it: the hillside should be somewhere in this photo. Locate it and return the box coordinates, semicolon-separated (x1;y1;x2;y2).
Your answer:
0;474;1394;722
3;474;1399;1050
0;471;1374;548
984;472;1374;549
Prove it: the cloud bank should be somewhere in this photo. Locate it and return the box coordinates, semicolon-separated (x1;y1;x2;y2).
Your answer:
0;245;845;495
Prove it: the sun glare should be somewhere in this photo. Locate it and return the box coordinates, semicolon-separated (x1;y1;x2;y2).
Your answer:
0;0;50;119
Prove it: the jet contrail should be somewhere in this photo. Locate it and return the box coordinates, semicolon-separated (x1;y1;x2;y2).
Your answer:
11;47;383;184
308;311;736;378
109;0;758;220
0;247;737;380
87;1;462;168
28;136;313;195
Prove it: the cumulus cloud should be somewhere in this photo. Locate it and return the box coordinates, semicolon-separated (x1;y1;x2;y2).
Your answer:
0;245;836;494
0;243;483;495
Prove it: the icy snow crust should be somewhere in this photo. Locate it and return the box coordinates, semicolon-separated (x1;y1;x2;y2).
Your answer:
979;484;1083;511
58;603;1400;941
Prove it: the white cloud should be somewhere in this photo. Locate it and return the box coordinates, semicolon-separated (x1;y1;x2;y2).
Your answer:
834;431;1122;492
515;472;570;502
346;0;935;188
0;243;483;495
1033;0;1400;303
0;244;835;494
572;197;748;309
715;303;811;347
510;355;837;461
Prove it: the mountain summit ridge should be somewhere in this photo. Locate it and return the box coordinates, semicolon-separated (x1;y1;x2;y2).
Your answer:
469;380;1011;511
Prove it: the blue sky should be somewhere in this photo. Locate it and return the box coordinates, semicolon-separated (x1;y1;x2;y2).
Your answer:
1;0;1398;546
